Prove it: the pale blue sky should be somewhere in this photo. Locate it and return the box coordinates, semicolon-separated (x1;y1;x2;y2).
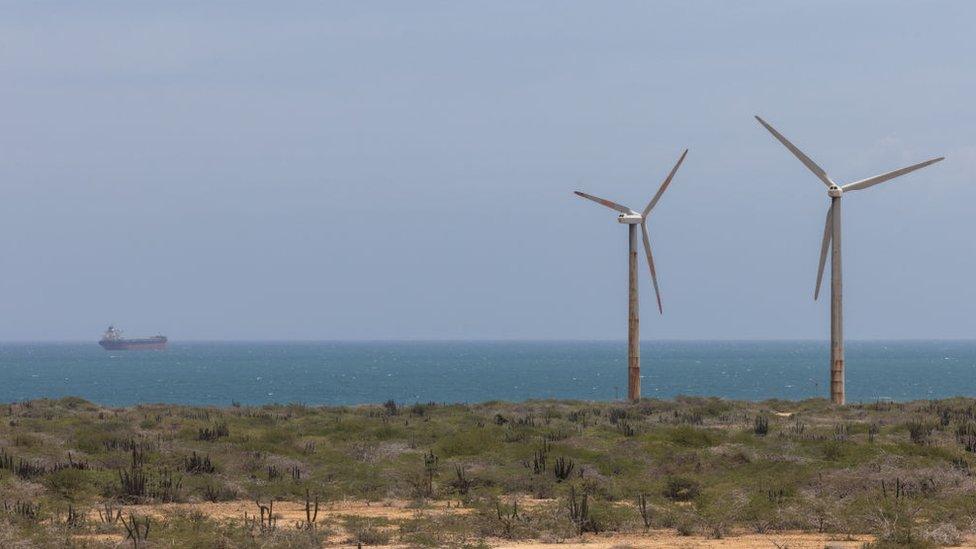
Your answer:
0;2;974;341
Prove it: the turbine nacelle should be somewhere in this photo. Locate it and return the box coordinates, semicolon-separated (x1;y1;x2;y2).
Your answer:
573;148;688;314
755;115;944;302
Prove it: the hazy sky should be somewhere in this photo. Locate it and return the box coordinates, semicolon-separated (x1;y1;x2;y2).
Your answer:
1;2;974;341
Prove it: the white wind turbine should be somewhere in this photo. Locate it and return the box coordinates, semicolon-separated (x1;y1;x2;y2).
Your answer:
574;149;688;401
756;115;944;405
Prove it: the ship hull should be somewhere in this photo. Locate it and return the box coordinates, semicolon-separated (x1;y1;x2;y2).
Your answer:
99;337;167;351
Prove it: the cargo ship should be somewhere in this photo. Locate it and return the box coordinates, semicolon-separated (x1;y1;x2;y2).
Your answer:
98;325;167;350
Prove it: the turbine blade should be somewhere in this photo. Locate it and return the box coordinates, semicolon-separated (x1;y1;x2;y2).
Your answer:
573;191;634;214
643;149;688;218
841;156;945;192
640;222;663;314
814;203;833;301
755;115;834;188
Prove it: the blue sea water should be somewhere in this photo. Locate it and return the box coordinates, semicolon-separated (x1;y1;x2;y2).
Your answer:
0;341;973;407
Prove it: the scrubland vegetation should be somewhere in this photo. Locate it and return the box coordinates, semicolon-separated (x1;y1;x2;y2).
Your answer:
3;396;976;547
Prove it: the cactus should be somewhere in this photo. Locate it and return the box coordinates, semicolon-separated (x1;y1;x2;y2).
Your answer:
120;513;150;548
130;446;147;468
254;499;277;531
3;500;40;521
553;456;575;481
453;465;472;495
267;464;281;481
753;415;769;436
423;450;439;497
567;486;592;535
295;488;319;530
182;452;215;474
532;441;551;475
197;422;229;442
151;469;183;503
637;493;651;530
14;458;47;480
64;505;85;528
118;467;147;501
97;502;122;524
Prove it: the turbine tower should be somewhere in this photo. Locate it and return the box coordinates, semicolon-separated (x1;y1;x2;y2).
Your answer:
574;149;687;401
755;115;944;405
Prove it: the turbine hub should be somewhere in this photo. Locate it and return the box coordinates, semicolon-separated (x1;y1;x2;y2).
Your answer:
827;185;843;198
617;213;643;224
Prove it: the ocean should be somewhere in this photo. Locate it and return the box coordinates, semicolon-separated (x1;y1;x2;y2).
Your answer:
0;341;972;407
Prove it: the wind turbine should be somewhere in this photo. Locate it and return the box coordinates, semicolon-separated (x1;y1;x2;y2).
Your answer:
574;149;688;401
755;115;944;405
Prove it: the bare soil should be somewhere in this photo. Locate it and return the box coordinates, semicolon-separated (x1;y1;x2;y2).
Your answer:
105;499;884;548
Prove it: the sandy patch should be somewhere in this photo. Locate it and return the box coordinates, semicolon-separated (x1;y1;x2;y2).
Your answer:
71;533;124;543
99;500;902;548
493;531;871;548
120;498;472;523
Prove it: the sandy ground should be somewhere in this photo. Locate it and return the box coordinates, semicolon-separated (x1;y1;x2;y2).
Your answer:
64;497;976;547
73;532;875;549
121;498;473;522
82;499;890;547
95;499;976;547
494;532;871;548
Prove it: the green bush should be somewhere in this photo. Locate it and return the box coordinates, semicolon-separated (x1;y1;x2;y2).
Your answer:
435;428;500;457
45;469;97;500
668;425;718;447
663;476;701;501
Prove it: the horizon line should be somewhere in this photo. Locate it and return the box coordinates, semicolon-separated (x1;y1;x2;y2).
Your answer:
1;337;975;344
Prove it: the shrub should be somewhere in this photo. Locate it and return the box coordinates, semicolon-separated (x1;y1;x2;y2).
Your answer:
663;477;701;502
346;517;391;545
923;523;963;546
907;418;932;445
587;501;629;534
674;513;697;536
408;402;433;416
435;429;498;457
669;426;716;447
867;500;926;547
451;465;472;496
46;469;92;500
201;481;237;502
823;440;844;461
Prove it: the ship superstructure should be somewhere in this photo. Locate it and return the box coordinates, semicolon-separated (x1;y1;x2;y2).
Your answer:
98;325;167;350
